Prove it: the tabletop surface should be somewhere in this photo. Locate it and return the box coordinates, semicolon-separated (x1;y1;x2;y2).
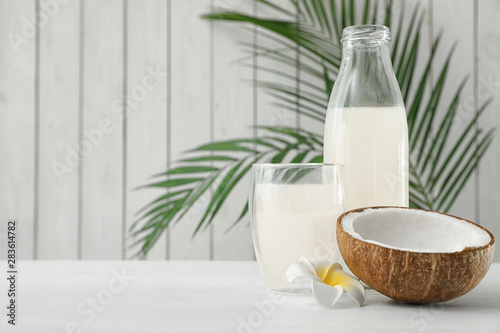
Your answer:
1;260;499;333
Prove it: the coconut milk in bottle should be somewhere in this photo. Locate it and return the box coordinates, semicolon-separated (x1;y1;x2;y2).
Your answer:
324;26;409;210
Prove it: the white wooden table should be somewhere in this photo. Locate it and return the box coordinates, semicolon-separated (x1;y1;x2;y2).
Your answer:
1;261;499;332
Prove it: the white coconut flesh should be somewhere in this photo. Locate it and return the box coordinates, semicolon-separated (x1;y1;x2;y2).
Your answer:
342;208;491;253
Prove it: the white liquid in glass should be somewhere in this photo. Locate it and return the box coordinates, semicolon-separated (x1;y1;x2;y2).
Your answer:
253;183;344;291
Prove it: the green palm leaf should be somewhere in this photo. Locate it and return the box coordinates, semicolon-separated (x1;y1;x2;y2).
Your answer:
130;0;494;258
129;126;322;258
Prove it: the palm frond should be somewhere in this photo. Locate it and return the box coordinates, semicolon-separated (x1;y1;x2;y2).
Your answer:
202;11;341;67
130;126;322;258
130;0;495;258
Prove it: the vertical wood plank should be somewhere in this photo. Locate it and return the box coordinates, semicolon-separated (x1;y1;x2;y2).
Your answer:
478;0;500;262
212;0;255;260
256;3;298;133
392;0;432;101
126;0;168;260
393;0;432;213
37;0;79;259
169;0;212;260
432;0;476;222
81;0;123;259
0;0;36;260
297;0;328;140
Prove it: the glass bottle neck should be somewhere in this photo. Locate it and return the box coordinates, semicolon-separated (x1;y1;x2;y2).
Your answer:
328;40;404;109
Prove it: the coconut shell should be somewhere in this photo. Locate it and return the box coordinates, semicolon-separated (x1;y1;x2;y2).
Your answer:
337;207;495;304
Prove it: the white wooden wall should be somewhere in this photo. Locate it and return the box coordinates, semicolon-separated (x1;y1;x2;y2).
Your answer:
0;0;499;261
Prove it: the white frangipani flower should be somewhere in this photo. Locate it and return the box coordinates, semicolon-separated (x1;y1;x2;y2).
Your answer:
287;256;366;308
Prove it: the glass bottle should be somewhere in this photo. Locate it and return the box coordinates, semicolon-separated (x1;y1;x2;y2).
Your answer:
323;25;409;211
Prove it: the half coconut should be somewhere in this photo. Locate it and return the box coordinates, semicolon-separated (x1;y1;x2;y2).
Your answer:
337;207;495;304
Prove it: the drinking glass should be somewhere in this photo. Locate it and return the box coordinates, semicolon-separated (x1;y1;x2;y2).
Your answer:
249;163;344;293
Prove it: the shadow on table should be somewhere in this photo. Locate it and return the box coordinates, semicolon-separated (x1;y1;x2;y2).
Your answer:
369;290;500;312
